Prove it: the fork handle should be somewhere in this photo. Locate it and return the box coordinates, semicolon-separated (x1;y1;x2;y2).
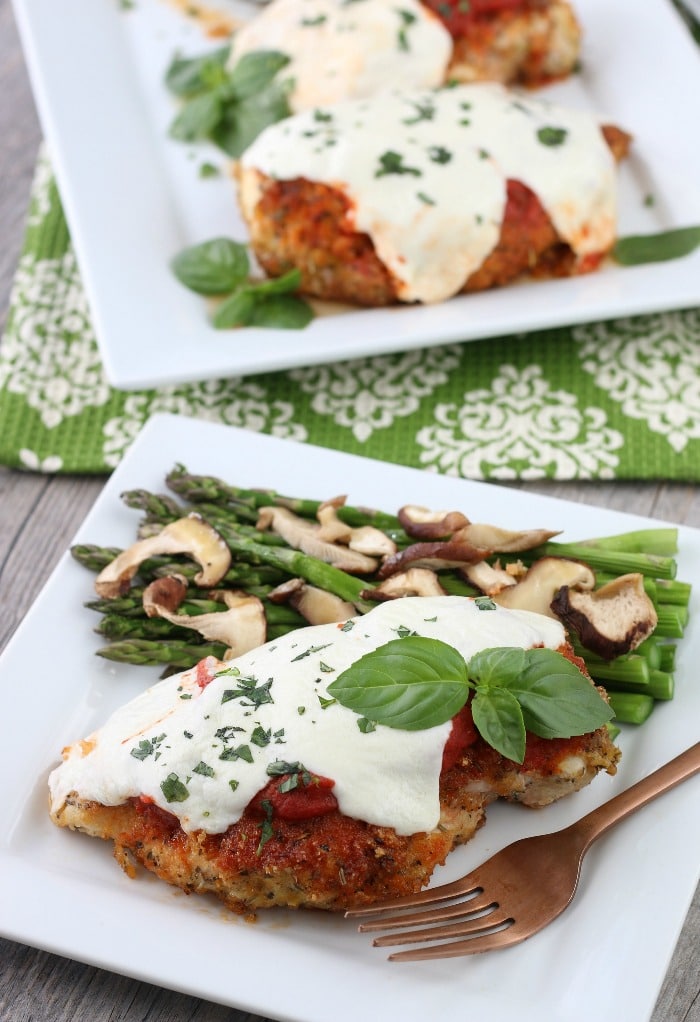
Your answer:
570;741;700;851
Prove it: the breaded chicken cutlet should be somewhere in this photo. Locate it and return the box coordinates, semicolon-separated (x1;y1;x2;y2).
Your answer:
436;0;581;88
227;0;581;116
49;597;619;917
236;83;631;307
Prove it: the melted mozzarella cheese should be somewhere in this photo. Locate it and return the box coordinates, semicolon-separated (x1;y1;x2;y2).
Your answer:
49;596;565;836
228;0;452;112
239;83;618;303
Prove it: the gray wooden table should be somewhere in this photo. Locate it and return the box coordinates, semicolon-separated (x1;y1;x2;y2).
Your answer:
0;1;698;1018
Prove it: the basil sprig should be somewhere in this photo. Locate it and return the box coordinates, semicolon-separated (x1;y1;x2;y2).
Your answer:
166;48;292;157
327;638;613;763
613;225;700;266
171;238;314;330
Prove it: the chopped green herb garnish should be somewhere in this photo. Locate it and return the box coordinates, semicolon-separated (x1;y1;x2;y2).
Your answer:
428;145;452;165
221;676;274;708
257;799;275;853
193;760;215;777
537;125;568;147
291;643;333;662
161;773;190;803
250;725;272;747
375;150;422;178
219;744;254;763
402;99;435;124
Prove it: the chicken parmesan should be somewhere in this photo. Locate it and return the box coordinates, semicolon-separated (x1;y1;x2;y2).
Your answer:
227;0;580;114
236;82;631;306
49;596;619;917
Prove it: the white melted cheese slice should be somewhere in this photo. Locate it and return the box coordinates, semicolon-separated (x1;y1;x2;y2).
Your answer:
239;82;618;303
228;0;452;113
49;596;565;836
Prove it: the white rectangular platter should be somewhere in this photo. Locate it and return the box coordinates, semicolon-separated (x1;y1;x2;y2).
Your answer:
0;413;699;1022
11;0;700;389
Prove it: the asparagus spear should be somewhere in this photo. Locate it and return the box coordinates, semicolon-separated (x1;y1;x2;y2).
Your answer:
165;464;404;534
524;541;677;579
120;489;185;523
97;638;228;667
96;630;292;668
607;690;655;725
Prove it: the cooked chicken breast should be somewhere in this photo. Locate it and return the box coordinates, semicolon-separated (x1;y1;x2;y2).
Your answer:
49;597;619;917
237;84;631;307
227;0;581;115
436;0;582;87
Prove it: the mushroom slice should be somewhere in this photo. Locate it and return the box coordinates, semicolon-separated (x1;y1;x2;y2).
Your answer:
377;539;491;579
398;505;471;540
461;561;517;597
94;514;231;598
316;503;353;544
142;574;189;616
551;573;658;660
142;580;267;660
455;524;561;553
494;557;596;617
362;568;446;602
348;526;397;558
257;506;378;574
269;578;355;624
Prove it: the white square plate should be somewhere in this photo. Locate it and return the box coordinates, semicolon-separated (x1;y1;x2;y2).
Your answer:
1;413;699;1021
11;0;700;389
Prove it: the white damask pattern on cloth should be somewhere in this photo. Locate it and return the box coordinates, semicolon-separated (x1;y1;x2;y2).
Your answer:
101;383;308;467
415;365;625;480
0;251;111;429
572;311;700;454
290;346;462;442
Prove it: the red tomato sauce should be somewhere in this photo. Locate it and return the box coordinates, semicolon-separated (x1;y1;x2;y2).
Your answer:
247;773;339;821
423;0;531;37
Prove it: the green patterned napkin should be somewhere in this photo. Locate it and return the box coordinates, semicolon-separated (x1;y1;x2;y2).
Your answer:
1;148;699;480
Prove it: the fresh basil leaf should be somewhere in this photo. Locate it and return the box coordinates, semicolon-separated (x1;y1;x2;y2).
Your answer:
504;649;614;738
213;288;258;328
327;636;469;730
171;238;249;295
211;82;292;156
247;294;315;329
246;268;302;298
467;646;526;689
165;46;230;97
471;688;526;763
613;226;700;266
169;90;223;143
226;50;291;101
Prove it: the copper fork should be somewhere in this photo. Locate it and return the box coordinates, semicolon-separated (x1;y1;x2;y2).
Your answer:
346;741;700;961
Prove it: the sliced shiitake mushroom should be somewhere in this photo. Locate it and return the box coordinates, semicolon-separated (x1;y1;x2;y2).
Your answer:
377;538;491;578
460;561;517;597
398;505;471;540
142;577;266;660
94;514;231;598
269;577;355;624
257;506;378;574
551;572;658;660
456;523;561;552
493;557;596;616
316;504;397;557
362;567;447;602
